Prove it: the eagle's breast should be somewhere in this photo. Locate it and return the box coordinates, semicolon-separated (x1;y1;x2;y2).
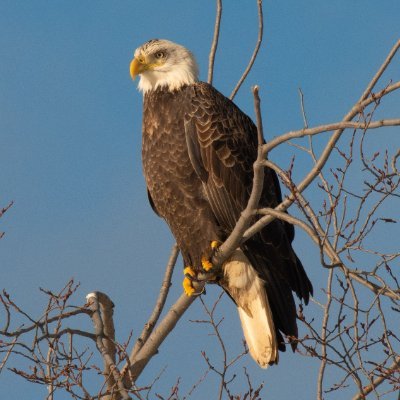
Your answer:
141;86;220;268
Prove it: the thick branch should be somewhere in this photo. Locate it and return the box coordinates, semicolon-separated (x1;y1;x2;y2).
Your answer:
122;292;198;387
87;292;130;400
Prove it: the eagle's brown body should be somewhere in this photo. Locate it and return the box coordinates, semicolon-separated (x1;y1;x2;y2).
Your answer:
141;81;312;358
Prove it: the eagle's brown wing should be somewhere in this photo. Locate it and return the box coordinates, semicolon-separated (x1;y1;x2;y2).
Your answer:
184;82;312;345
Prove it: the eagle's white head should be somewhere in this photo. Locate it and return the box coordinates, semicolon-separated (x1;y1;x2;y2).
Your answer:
130;39;199;93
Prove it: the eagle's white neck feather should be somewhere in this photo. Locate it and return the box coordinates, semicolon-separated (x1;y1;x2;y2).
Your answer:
138;62;198;93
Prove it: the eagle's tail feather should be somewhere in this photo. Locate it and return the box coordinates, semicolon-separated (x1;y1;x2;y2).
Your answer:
237;286;278;367
222;250;278;368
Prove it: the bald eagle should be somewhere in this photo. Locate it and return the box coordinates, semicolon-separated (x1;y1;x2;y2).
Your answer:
130;39;312;368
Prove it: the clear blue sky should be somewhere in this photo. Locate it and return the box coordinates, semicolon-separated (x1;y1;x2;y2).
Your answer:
1;1;399;399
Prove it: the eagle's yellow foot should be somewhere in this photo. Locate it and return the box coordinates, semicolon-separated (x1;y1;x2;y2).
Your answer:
183;266;196;296
211;240;220;250
201;240;221;272
201;257;213;272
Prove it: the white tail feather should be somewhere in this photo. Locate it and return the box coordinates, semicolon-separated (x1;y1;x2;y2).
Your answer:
237;288;278;367
222;249;278;368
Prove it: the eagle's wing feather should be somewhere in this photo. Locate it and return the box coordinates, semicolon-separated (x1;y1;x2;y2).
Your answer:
185;82;289;254
184;119;208;182
185;83;256;231
184;82;312;343
147;189;161;217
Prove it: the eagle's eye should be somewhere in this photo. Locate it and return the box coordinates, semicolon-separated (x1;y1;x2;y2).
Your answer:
155;51;165;59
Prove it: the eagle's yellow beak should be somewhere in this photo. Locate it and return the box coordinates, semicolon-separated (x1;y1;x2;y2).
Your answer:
130;57;147;80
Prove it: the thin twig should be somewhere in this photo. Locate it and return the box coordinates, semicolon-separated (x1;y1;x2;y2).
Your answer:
0;201;13;219
317;269;333;400
298;88;309;128
208;0;222;84
230;0;263;100
131;244;179;357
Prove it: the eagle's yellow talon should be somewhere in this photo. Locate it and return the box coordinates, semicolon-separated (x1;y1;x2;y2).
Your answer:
183;277;195;296
211;240;220;250
201;257;213;272
183;266;195;277
183;267;196;296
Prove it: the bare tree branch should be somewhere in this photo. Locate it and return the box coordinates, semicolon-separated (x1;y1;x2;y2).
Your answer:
361;39;400;101
230;0;263;100
264;117;400;154
87;292;130;400
122;292;198;386
130;244;179;358
298;88;309;128
208;0;222;84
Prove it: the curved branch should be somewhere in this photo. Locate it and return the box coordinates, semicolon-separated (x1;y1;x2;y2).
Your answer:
256;207;319;247
0;308;90;337
252;79;400;255
264;116;400;154
36;328;96;342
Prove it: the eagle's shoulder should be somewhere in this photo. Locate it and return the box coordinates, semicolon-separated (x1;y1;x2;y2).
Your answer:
185;82;258;149
188;82;254;121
